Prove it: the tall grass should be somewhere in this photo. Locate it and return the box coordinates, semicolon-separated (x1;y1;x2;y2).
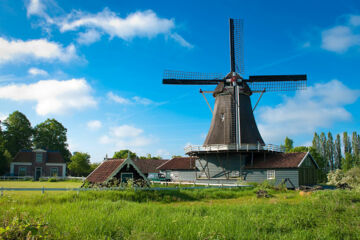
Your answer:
1;189;359;239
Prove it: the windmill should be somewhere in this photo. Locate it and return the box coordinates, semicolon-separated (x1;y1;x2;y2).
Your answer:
162;19;307;180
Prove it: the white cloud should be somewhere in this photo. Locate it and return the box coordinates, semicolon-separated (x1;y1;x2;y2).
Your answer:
26;0;46;17
77;29;102;45
170;33;193;48
28;67;48;76
0;113;8;122
321;15;360;53
0;37;78;64
27;1;191;48
107;91;157;105
257;79;360;143
60;9;174;39
99;124;153;150
87;120;102;130
0;78;97;115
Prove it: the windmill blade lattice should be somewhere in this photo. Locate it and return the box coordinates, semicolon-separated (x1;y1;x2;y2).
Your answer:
230;19;244;74
163;70;224;85
246;75;307;92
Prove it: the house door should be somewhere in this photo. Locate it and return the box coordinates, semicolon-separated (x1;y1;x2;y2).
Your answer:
35;167;42;181
121;173;133;183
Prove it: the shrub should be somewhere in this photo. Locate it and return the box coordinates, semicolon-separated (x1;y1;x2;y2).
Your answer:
327;167;360;189
0;213;50;240
48;178;57;182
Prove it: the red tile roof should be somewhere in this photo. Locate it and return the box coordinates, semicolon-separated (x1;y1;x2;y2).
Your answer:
133;159;169;174
86;159;124;183
13;151;64;163
157;157;197;170
245;152;308;169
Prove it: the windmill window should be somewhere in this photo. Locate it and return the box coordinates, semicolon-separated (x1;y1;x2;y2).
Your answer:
36;153;43;163
267;170;275;180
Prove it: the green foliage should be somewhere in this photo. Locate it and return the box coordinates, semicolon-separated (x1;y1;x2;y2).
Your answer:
113;149;137;159
334;134;342;169
2;111;32;157
327;167;360;189
0;213;50;240
138;153;161;159
343;132;352;154
288;146;308;153
68;152;91;177
342;152;355;172
0;150;11;175
33;118;71;163
283;136;293;152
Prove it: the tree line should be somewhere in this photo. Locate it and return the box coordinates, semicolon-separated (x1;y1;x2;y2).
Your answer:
283;131;360;176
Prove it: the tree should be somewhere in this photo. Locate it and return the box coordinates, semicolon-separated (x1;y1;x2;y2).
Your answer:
342;153;354;172
33;119;71;163
319;132;327;163
139;153;161;159
334;134;342;169
288;146;308;153
326;132;334;170
2;111;32;157
284;137;293;152
312;133;320;152
68;152;91;177
113;150;137;159
352;132;359;156
343;132;351;154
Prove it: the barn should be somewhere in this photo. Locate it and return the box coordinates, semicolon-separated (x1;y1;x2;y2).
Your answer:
86;157;148;186
243;151;319;188
157;157;198;182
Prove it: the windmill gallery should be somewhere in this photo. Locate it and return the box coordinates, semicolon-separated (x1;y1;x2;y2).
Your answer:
161;19;319;188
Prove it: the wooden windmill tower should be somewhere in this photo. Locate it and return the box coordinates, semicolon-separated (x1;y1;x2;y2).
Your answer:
162;19;307;181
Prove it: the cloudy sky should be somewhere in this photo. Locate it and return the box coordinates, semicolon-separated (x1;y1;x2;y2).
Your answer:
0;0;359;162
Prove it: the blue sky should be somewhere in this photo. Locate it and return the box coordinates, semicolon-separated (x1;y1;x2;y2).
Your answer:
0;0;359;162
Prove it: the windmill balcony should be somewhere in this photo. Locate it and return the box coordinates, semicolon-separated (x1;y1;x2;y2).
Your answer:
184;143;285;154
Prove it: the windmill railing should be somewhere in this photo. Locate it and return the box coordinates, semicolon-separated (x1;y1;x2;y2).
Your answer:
184;143;285;154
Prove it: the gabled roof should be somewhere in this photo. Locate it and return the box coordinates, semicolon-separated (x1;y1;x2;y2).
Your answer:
86;157;149;184
245;152;318;169
86;159;124;183
133;159;169;174
12;151;65;163
157;157;197;170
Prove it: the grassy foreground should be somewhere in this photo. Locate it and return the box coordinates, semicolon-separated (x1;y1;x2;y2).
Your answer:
1;187;360;240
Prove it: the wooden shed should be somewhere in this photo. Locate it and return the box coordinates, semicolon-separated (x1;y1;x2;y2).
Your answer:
86;157;148;185
243;151;319;188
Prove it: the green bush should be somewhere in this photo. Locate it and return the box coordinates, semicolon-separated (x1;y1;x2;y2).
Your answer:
0;213;50;240
48;178;57;182
327;167;360;189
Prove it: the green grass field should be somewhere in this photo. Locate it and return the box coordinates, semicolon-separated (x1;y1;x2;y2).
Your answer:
0;181;359;239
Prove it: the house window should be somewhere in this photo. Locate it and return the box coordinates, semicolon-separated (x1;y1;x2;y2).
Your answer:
50;168;58;177
36;153;43;163
121;173;133;183
267;170;275;180
18;167;27;176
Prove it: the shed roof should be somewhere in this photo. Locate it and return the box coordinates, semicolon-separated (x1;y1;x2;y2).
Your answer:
245;152;311;169
157;157;197;170
133;159;169;174
86;159;124;183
